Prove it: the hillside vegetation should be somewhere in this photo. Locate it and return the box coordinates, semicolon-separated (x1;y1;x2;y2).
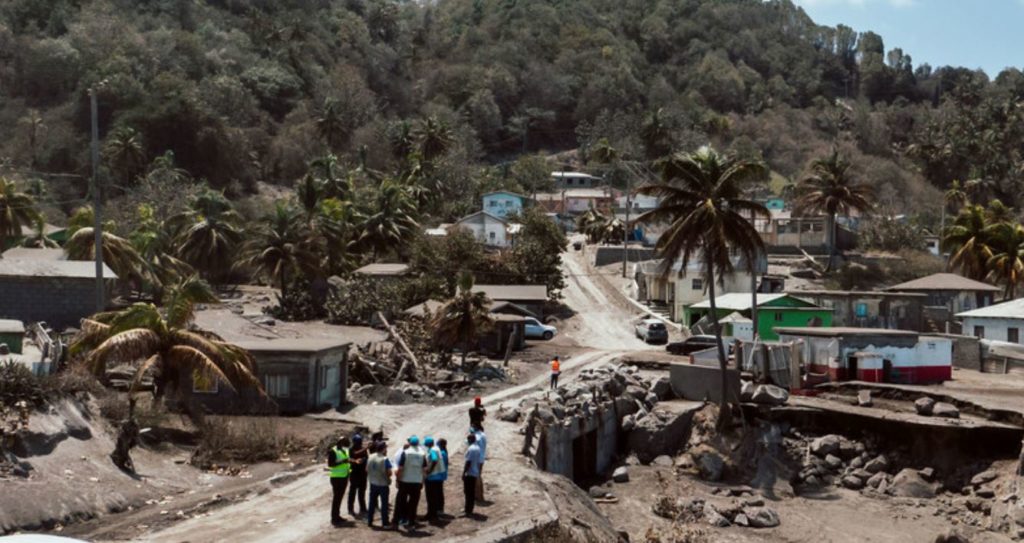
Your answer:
1;0;1023;226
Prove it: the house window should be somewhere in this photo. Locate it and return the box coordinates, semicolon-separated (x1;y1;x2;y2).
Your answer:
192;369;219;394
974;325;985;339
774;312;784;322
489;200;496;207
265;375;290;398
488;231;496;241
319;365;328;390
1009;328;1020;343
691;278;703;291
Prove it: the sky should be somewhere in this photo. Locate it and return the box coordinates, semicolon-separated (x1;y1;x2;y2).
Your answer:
789;0;1023;77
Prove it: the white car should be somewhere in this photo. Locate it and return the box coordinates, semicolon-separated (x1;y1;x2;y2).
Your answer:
524;317;557;340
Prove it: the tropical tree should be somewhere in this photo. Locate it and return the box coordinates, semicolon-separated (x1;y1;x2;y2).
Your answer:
21;216;58;248
356;180;419;259
72;276;263;420
172;188;243;283
103;127;146;186
985;222;1024;299
636;146;768;427
943;204;992;281
793;149;874;270
0;178;40;250
641;108;673;160
130;204;196;294
413;116;453;165
316;98;346;152
242;203;319;299
65;206;151;286
309;154;352;201
432;272;493;368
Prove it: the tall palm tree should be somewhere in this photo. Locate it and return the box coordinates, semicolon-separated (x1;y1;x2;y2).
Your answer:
130;204;196;294
242;203;319;299
793;149;874;271
144;151;191;186
356;180;419;259
172;188;243;283
65;206;151;286
641;108;673;160
414;116;453;165
432;272;493;368
103;127;146;186
308;154;352;200
636;146;768;426
944;204;992;281
985;200;1016;224
72;276;263;419
316;98;346;152
0;178;40;250
316;197;360;276
985;222;1024;299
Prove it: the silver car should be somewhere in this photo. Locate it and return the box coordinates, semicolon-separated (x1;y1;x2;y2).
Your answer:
635;318;669;344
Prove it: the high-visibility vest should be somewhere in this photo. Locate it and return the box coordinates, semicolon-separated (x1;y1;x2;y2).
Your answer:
427;446;446;478
330;447;351;478
551;360;560;373
399;447;426;484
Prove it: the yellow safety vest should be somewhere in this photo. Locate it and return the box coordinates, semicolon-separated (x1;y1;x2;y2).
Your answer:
330;447;351;478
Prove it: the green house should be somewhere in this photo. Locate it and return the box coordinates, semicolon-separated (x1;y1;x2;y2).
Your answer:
685;293;833;341
0;319;25;355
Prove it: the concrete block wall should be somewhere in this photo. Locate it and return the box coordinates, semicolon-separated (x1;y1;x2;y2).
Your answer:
0;277;108;329
593;246;656;266
669;363;741;403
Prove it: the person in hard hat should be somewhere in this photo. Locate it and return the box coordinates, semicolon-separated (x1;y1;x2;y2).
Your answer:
394;435;428;528
424;436;449;521
366;441;393;528
550;356;561;390
462;433;483;517
468;396;486;430
347;433;368;518
327;435;352;526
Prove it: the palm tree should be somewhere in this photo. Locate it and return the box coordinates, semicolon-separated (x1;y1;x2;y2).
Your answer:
944;204;992;281
389;119;416;161
72;276;263;419
130;204;196;294
356;180;419;259
985;222;1024;299
414;116;453;165
985;200;1016;224
65;206;151;286
144;151;191;186
641;108;673;160
0;178;40;250
242;203;319;299
103;127;146;186
432;272;493;368
793;149;874;271
316;98;346;152
18;109;45;168
172;188;243;283
316;197;360;276
636;146;768;426
308;154;352;200
21;216;59;248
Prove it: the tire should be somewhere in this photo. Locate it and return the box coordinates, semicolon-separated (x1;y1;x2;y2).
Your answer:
543;331;553;340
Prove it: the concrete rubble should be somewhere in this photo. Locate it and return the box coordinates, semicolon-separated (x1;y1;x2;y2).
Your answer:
652;496;781;529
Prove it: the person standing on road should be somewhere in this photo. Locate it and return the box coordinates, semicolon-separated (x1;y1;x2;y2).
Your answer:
424;436;447;521
437;438;450;517
550;356;561;390
394;435;428;529
347;433;368;518
472;424;487;501
327;436;352;526
462;433;483;517
366;441;393;529
469;396;487;430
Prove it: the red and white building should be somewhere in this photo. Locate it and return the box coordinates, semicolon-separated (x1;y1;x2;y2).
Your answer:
776;327;952;385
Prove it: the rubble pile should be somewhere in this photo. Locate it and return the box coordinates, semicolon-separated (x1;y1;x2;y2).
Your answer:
652;495;781;529
787;432;915;494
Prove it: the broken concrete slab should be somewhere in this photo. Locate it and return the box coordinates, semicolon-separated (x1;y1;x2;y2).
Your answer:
857;390;873;407
933;402;960;419
626;401;703;464
669;363;740;403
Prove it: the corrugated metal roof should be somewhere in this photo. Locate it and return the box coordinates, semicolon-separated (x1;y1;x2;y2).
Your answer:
0;319;25;333
688;293;798;311
884;273;1000;292
0;259;117;279
956;298;1024;318
472;284;547;301
775;327;919;338
551;171;601;180
234;338;352;353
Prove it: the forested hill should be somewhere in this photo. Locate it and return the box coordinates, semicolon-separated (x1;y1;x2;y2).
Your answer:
2;0;1023;223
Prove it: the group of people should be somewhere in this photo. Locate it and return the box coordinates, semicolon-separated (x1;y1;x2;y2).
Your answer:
326;396;490;530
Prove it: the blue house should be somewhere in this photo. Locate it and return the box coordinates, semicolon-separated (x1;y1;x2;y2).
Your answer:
482;191;528;218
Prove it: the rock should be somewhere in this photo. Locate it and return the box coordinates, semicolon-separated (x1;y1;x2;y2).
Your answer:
644;393;660;408
824;454;843;471
589;486;609;499
744;498;765;507
605;378;626;398
626;385;647;401
842;475;864;490
252;316;276;326
852;468;873;481
971;470;998;486
975;487;996;499
734;513;750;527
751;384;789;406
891;468;937;499
653;455;673;467
613;466;630;483
933;402;960;419
745;507;781;528
919;467;936;481
703;503;731;527
838;439;859;459
811;435;841;457
934;529;971;543
498;407;520;422
849;456;864;470
865;455;889;474
915;397;936;416
650;377;672;400
626;405;697;463
621;414;636;432
867;472;888;489
803;475;820;486
741;380;755;402
695;447;725;482
857;390;873;407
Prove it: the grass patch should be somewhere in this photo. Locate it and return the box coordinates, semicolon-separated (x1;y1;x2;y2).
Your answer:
191;416;305;468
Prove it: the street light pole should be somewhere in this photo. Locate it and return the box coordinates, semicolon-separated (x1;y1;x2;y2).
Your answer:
89;90;105;312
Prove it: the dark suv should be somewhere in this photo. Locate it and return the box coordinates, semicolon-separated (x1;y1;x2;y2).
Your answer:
666;335;719;355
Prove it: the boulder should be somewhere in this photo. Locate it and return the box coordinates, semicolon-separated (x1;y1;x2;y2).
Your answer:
867;472;888;489
650;377;672;400
842;475;864;490
857;390;873;407
811;435;842;457
626;405;698;463
734;513;750;527
751;384;789;406
975;487;996;499
498;407;521;422
970;470;998;486
919;467;936;481
838;439;859;460
741;380;755;402
915;397;936;416
890;468;937;498
626;385;647;402
933;402;960;419
589;486;610;499
703;503;731;527
653;455;673;467
865;455;889;474
621;414;637;432
849;456;864;470
605;378;626;398
613;466;630;483
745;507;781;528
824;454;844;471
695;447;725;482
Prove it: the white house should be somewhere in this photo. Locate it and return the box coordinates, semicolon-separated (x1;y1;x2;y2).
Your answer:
551;171;601;189
634;253;765;323
453;211;519;248
957;298;1024;343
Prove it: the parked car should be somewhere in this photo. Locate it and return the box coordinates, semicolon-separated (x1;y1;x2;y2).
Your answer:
666;335;719;355
572;241;583;251
635;318;669;343
524;317;557;340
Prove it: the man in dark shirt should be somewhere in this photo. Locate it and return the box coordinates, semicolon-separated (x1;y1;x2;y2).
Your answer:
347;433;369;517
468;396;486;431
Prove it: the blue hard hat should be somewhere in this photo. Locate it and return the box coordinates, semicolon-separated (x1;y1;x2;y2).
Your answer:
352;433;363;445
424;436;434;446
409;435;420;446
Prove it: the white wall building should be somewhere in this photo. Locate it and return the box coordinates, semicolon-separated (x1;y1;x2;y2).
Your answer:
957;298;1024;343
453;211;519;248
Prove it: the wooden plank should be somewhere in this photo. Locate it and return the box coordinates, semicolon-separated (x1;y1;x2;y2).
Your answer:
377;311;420;384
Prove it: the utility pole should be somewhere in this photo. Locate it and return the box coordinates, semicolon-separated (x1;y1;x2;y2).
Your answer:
622;172;631;278
89;89;105;312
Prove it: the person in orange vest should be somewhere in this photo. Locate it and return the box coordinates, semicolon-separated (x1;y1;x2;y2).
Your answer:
550;356;561;390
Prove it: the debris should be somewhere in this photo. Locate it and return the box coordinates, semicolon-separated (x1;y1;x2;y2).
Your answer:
751;384;789;406
970;470;998;487
914;397;936;416
740;381;755;402
824;454;843;470
745;507;781;528
865;455;889;474
932;402;960;419
589;486;611;499
703;503;731;527
867;472;888;489
857;390;873;407
842;475;864;490
919;467;936;480
653;455;673;467
975;487;996;499
694;447;725;482
650;377;672;400
613;466;630;483
811;435;841;457
734;513;750;527
891;468;937;499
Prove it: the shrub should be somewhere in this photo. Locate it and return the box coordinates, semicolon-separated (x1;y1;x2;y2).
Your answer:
326;275;445;325
0;360;44;408
264;280;327;321
191;416;289;468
